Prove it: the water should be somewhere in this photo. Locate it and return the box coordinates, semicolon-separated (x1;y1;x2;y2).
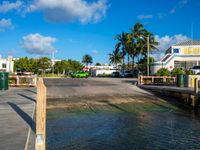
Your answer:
47;102;200;150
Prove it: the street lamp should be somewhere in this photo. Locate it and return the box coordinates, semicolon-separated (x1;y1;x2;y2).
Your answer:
52;51;55;75
147;35;150;76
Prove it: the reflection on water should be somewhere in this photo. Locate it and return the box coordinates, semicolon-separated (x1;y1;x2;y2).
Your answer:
47;104;200;150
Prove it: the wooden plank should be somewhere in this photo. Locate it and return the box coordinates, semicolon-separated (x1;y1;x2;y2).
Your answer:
36;78;46;150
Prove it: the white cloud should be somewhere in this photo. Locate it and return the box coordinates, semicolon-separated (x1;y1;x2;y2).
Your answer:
26;0;108;24
137;14;153;20
152;34;190;60
0;18;12;31
0;0;23;13
169;0;189;14
22;33;57;55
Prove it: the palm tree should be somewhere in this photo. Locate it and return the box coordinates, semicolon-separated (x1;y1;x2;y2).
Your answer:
129;23;147;68
129;22;158;74
82;54;93;67
109;50;122;71
115;32;128;72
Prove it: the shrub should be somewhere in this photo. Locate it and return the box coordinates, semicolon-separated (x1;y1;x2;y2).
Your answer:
185;69;193;75
171;68;185;76
156;68;170;76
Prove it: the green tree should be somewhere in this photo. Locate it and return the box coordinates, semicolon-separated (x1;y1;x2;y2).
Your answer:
95;62;101;66
14;57;38;73
37;57;51;74
115;32;128;72
82;54;93;66
68;59;84;72
54;60;69;74
138;56;155;75
109;50;122;71
129;23;158;70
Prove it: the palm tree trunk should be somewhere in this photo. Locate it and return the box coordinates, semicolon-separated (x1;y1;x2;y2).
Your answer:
132;56;135;77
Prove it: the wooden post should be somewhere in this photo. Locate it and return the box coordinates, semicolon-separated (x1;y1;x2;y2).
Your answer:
36;78;46;150
193;78;199;107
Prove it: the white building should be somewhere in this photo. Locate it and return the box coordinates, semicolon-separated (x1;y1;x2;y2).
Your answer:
151;40;200;75
0;55;14;73
91;65;116;76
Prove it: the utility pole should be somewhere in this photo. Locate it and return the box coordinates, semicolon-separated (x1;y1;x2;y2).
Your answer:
52;51;54;75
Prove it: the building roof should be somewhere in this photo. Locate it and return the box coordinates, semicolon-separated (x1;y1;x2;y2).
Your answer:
174;40;200;46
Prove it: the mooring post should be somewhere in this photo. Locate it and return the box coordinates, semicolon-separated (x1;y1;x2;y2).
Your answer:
193;78;199;107
36;78;46;150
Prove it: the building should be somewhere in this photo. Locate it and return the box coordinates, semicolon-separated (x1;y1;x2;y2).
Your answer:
0;55;14;73
151;40;200;75
91;65;116;76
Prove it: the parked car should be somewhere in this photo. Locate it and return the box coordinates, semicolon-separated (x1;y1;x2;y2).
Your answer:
71;71;89;78
120;71;133;78
112;72;120;77
190;66;200;74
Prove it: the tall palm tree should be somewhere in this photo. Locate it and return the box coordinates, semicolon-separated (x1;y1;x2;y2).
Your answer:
129;23;158;73
109;50;122;71
82;54;93;67
115;32;128;72
129;23;147;68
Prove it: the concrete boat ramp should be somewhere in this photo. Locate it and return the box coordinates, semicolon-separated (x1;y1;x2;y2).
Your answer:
0;88;36;150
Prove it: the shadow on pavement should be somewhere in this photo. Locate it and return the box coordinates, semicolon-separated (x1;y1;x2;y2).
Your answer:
7;102;36;133
18;93;36;103
25;89;37;94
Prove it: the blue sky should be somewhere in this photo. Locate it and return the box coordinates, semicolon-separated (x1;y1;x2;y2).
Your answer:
0;0;200;64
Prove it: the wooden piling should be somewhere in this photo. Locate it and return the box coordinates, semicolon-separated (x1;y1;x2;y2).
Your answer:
193;78;199;107
36;78;46;150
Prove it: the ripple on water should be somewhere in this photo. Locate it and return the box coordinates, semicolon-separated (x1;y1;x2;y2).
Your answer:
46;104;200;150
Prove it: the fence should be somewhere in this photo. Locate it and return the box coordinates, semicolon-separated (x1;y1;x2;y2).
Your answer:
9;75;37;87
138;76;176;85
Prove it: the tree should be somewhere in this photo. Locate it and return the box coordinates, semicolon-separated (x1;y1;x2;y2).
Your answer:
68;59;84;72
109;50;122;71
37;57;51;74
95;62;101;66
54;60;69;74
82;54;93;66
14;57;38;73
115;32;128;72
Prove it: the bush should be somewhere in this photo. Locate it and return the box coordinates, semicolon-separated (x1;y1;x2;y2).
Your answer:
185;69;193;75
171;68;185;76
156;68;170;76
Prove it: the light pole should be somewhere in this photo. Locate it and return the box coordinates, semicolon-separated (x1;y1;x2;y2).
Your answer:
52;51;55;75
147;35;150;76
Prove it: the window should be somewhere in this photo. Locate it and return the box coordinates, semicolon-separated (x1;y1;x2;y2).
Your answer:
173;48;179;53
2;64;6;68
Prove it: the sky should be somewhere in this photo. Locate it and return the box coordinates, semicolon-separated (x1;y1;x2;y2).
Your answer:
0;0;200;64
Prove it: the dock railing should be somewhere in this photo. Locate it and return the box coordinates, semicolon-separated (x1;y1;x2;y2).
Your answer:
35;78;46;150
138;76;176;85
9;75;37;87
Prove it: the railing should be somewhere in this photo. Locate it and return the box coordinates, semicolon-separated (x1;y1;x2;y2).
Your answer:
9;75;37;87
138;76;176;85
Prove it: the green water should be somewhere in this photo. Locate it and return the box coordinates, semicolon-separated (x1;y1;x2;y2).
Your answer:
47;102;200;150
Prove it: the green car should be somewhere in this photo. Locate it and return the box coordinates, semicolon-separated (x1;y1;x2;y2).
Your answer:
71;72;89;78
